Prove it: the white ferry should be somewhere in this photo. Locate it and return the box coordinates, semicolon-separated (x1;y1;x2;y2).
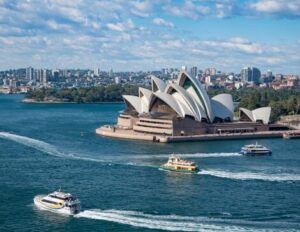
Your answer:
240;143;272;155
160;155;199;173
34;191;81;215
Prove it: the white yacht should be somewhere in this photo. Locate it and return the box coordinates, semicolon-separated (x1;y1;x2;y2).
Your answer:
34;191;81;215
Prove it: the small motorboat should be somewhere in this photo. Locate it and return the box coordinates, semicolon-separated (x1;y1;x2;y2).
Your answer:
34;191;81;215
240;143;272;155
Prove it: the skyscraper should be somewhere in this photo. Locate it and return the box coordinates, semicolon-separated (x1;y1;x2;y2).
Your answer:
210;68;216;75
109;68;114;78
26;67;34;81
41;69;48;85
94;68;100;77
241;67;261;84
251;67;261;84
35;69;42;82
190;66;198;78
241;67;250;82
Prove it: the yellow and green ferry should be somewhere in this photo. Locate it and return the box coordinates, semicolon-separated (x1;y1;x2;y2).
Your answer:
160;155;199;173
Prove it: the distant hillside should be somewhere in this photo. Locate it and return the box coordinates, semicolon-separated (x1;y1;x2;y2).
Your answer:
24;85;300;122
24;84;140;103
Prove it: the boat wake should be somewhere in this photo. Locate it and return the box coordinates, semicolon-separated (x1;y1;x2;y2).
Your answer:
0;132;66;157
128;152;242;159
198;169;300;182
0;132;152;167
0;132;114;162
75;209;284;232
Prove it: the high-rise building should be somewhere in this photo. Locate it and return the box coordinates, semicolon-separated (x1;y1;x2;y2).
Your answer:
52;69;60;82
241;67;261;84
266;70;272;78
210;68;216;75
3;78;9;86
241;67;250;82
109;69;114;77
204;68;216;76
190;66;198;78
35;69;42;82
181;66;187;71
252;67;261;84
41;69;48;85
275;74;283;81
115;76;121;84
94;68;100;77
63;69;68;77
26;67;34;80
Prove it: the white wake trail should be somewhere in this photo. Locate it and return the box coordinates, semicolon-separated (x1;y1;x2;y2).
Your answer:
129;152;242;159
198;169;300;182
0;132;153;167
75;209;283;232
0;132;105;163
0;132;64;157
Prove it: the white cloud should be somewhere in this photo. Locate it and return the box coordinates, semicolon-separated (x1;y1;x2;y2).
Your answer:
0;0;299;73
249;0;300;16
164;1;210;19
0;37;15;45
130;1;152;17
228;37;250;44
47;20;71;30
202;38;264;54
153;18;174;28
107;19;135;32
265;57;282;64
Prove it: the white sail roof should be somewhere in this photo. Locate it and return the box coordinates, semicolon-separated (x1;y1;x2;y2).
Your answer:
151;92;183;117
165;83;207;121
253;107;271;124
151;75;166;92
139;87;152;101
139;87;152;113
177;70;214;122
240;107;271;124
123;95;142;114
212;94;234;120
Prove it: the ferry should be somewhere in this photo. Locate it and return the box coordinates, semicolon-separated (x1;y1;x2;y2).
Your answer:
240;143;272;155
34;191;81;215
283;131;300;139
160;155;199;173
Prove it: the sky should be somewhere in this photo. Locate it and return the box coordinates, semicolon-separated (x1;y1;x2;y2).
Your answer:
0;0;299;74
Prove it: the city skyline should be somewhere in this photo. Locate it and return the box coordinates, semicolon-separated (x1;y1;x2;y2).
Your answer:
0;0;300;74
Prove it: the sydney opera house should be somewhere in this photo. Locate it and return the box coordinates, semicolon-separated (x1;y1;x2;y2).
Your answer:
97;70;286;142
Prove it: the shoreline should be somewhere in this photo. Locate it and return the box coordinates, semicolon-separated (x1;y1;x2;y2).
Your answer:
22;98;123;104
96;126;300;143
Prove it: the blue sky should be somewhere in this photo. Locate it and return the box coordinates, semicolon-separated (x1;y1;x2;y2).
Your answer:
0;0;299;74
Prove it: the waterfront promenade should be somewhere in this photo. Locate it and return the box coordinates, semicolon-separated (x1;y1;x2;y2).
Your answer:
96;125;300;143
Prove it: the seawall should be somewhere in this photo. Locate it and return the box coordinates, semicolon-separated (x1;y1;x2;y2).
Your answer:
96;126;299;143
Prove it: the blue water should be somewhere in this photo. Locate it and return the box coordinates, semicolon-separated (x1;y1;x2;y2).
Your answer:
0;94;299;232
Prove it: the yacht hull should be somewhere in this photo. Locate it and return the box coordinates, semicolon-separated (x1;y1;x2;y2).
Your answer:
160;166;199;174
240;150;272;156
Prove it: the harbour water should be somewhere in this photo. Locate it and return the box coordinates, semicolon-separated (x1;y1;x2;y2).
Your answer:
1;94;300;232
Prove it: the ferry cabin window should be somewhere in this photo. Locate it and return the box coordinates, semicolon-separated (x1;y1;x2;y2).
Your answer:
41;199;58;204
49;195;68;200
